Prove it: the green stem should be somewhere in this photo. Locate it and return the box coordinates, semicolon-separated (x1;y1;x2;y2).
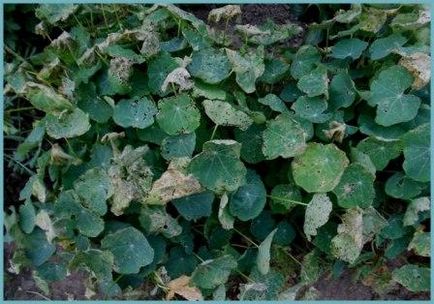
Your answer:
5;155;35;175
233;228;259;248
6;106;35;113
101;5;109;28
192;252;205;263
210;125;218;140
266;195;308;207
222;18;230;45
5;45;28;64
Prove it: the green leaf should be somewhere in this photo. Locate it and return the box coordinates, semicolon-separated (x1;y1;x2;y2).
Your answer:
257;229;277;275
262;113;307;160
77;83;113;123
166;247;197;278
369;33;407;60
189;140;247;193
147;52;179;96
301;250;323;284
269;184;302;214
101;227;154;274
191;255;237;290
297;66;328;97
357;137;402;171
330;38;368;60
290;45;321;80
291;96;331;123
74;168;113;216
45;108;91;139
229;170;266;221
71;249;114;281
258;58;289;84
358;112;408;141
35;4;77;24
188;48;231;84
226;47;265;93
172;191;215;221
292;143;349;193
24;228;56;267
408;231;430;257
385;172;424;200
304;193;333;241
369;65;421;126
203;99;253;130
392;265;430;292
241;268;285;300
234;124;266;164
19;201;36;234
258;94;287;113
401;123;430;182
156;94;201;135
332;163;375;208
329;72;356;110
161;133;196;161
250;211;276;241
113;97;157;129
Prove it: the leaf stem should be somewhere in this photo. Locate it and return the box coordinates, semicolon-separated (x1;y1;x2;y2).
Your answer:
233;228;259;248
6;106;35;113
5;154;35;175
210;125;218;140
266;195;308;207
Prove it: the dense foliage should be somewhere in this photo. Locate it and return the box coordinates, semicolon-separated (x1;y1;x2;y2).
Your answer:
4;4;431;300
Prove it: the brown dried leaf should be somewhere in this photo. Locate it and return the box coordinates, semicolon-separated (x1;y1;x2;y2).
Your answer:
399;52;431;90
166;275;203;301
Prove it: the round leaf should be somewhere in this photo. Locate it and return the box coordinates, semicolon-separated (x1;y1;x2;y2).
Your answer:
292;143;349;193
262;113;307;160
101;227;154;274
330;38;368;60
45;108;91;139
332;163;375;208
189;140;247;193
203;99;253;130
113;97;157;129
229;170;266;221
156;94;201;135
188;48;231;84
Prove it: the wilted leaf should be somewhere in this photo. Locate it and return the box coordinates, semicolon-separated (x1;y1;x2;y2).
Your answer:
399;52;431;90
403;197;430;227
166;275;203;301
203;99;253;130
392;264;430;292
304;193;333;241
408;231;430;257
188;48;231;84
257;229;277;275
45;108;91;139
262;113;307;160
113;97;157;129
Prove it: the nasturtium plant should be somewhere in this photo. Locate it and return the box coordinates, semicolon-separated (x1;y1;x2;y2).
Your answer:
4;3;430;301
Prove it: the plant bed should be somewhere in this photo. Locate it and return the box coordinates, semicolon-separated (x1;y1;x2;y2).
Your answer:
3;3;431;300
